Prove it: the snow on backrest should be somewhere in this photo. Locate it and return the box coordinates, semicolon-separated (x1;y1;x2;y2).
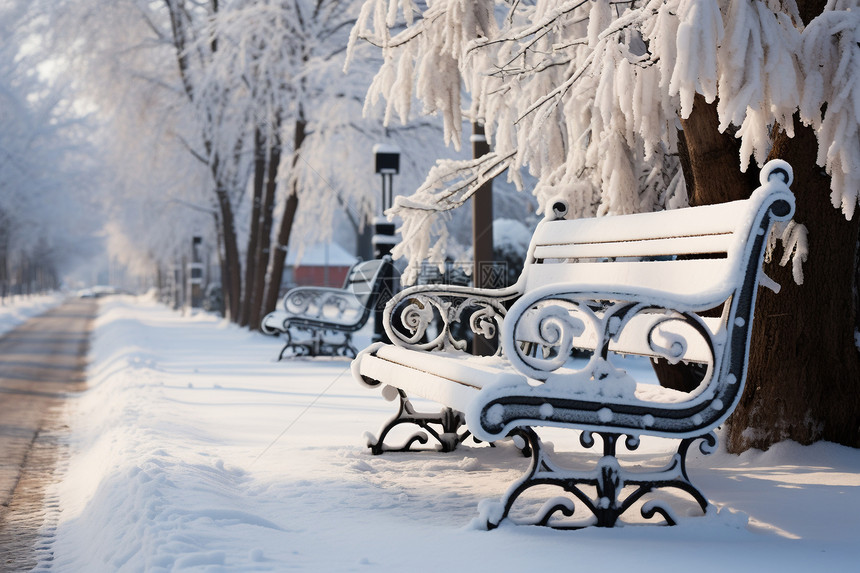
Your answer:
521;184;787;309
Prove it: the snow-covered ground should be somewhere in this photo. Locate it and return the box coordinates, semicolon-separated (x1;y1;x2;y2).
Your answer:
0;293;64;336
31;295;860;571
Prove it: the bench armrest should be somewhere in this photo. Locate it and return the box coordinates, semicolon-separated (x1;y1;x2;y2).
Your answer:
383;284;522;354
261;310;289;335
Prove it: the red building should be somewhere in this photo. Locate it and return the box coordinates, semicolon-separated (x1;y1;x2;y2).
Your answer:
284;242;358;289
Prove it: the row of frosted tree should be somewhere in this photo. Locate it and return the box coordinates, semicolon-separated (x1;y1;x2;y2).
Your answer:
0;3;102;300
28;0;448;326
9;0;859;453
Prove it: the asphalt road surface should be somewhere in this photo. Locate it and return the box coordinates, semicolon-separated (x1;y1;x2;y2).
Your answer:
0;298;96;572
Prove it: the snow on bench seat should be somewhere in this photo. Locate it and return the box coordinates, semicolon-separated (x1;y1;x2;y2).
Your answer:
356;344;525;415
358;342;696;425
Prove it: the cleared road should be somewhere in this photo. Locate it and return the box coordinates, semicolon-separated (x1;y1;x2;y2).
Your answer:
0;298;96;571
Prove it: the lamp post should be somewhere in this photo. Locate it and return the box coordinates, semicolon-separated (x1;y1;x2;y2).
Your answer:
372;144;400;342
372;143;400;257
187;236;204;309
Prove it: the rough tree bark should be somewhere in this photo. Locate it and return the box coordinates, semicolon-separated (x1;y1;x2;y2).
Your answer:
249;127;281;330
262;115;304;317
676;84;860;452
240;128;266;327
729;119;860;451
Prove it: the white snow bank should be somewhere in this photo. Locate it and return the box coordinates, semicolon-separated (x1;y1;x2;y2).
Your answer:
40;297;860;571
0;292;64;336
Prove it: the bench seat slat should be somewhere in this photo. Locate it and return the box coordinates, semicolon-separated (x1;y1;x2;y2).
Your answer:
359;346;519;414
358;347;696;416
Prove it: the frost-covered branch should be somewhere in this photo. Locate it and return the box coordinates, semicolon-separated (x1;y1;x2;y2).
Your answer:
347;0;860;283
387;151;515;283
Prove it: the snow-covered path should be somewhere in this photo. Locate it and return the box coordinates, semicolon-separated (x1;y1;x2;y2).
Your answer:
36;295;860;571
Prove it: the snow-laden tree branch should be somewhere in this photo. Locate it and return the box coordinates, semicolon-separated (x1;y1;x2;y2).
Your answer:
348;0;859;283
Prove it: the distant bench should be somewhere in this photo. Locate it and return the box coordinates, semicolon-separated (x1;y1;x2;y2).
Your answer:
351;160;795;528
262;256;392;359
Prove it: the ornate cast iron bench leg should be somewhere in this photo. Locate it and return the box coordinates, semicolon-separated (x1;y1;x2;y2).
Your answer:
277;329;295;361
483;428;717;529
341;333;358;359
277;326;358;360
366;389;472;455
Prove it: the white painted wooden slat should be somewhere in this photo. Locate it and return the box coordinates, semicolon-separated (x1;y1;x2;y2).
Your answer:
532;233;735;260
522;258;734;307
530;198;752;246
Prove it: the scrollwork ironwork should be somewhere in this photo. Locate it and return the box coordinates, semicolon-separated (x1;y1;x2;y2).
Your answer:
505;295;718;391
362;385;473;454
384;286;519;354
283;288;364;322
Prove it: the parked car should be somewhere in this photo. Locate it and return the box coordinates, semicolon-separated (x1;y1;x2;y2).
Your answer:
78;285;123;298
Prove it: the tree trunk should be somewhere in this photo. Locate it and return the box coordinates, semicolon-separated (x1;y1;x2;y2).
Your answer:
652;94;758;392
212;210;228;317
680;94;760;206
0;213;7;303
216;185;242;322
165;0;243;321
240;128;266;327
262;116;305;316
727;118;860;451
249;127;281;330
675;94;860;452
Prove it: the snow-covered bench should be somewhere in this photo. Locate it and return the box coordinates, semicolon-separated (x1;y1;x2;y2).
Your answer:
262;256;392;359
351;160;795;528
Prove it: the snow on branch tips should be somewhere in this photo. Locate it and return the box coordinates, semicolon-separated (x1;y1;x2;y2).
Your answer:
349;0;859;284
389;153;513;283
349;0;498;150
799;5;860;219
718;0;803;171
767;220;809;286
668;0;723;118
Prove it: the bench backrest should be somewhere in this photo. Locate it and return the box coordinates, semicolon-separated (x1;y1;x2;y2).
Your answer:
342;257;391;307
519;169;795;311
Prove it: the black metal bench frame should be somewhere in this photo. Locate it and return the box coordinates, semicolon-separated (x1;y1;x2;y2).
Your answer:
262;256;392;359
